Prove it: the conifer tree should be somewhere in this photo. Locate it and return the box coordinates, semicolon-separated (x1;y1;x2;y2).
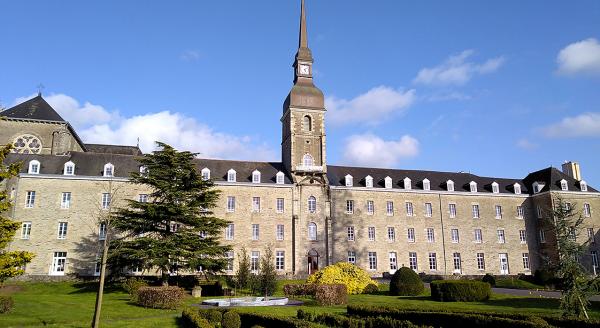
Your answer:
235;247;251;290
109;142;230;285
257;246;277;298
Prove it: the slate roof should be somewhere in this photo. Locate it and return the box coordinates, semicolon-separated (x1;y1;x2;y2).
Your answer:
85;144;143;156
523;167;596;193
1;95;65;122
194;158;293;184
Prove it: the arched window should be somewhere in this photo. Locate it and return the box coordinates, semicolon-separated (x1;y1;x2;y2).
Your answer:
423;178;430;191
28;160;40;174
560;179;568;191
103;163;114;177
227;169;237;182
384;176;393;189
514;183;522;195
63;161;75;175
404;177;412;190
345;174;353;187
492;182;499;194
308;222;317;241
447;180;455;192
276;171;285;184
252;170;261;183
580;180;588;192
303;115;312;132
308;196;317;213
303;154;314;167
365;175;373;188
469;181;478;193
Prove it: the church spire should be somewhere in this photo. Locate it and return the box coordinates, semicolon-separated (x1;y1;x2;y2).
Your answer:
296;0;313;62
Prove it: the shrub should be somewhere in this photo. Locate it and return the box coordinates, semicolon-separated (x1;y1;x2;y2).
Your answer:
237;312;319;328
0;296;14;314
300;311;425;328
181;308;215;328
430;280;491;302
534;269;554;286
122;277;148;301
283;283;318;297
306;262;377;294
482;274;496;287
256;247;277;297
314;284;347;306
136;286;185;309
222;311;241;328
389;267;424;296
197;309;223;325
363;283;380;294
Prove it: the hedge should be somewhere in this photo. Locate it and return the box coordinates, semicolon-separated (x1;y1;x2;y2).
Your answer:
389;267;424;296
136;286;186;309
236;312;321;328
284;283;348;305
181;308;215;328
0;296;14;314
482;274;496;287
430;280;491;302
297;310;428;328
222;311;242;328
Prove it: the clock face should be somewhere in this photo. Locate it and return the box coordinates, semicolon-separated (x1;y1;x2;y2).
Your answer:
299;64;310;75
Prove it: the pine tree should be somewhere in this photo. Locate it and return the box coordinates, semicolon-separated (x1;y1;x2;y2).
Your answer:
257;246;277;298
109;142;230;285
235;247;251;290
0;143;34;285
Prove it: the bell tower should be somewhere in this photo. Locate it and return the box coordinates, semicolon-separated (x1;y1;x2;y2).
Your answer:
282;0;327;183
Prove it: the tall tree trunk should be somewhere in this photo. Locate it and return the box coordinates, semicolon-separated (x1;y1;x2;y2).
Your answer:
92;234;109;328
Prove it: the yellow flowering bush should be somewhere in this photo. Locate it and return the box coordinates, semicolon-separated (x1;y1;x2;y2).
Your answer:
306;262;378;295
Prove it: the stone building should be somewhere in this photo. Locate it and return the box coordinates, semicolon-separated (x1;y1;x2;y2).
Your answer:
2;0;599;278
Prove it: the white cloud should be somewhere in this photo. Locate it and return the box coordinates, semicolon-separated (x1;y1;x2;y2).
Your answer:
326;86;416;125
539;112;600;138
342;134;419;168
180;50;201;62
556;38;600;76
414;50;505;86
516;138;538;150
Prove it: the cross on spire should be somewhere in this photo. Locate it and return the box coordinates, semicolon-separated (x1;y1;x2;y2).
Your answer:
36;83;45;96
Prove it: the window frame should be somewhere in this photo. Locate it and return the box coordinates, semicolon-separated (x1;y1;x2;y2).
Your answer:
63;161;75;176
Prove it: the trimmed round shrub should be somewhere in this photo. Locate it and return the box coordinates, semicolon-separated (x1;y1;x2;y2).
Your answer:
306;262;378;294
362;283;379;294
204;309;223;325
136;286;185;309
482;274;496;287
389;267;424;296
222;311;241;328
0;296;14;314
430;280;491;302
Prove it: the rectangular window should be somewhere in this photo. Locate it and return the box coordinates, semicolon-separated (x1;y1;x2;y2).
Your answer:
252;224;259;240
495;205;502;219
386;201;394;216
519;230;527;244
347;226;355;241
474;229;483;243
346;200;354;214
424;203;433;217
497;229;506;243
51;251;67;275
449;203;457;218
21;222;32;239
226;251;234;271
451;229;460;243
453;252;461;272
95;260;101;276
99;223;107;240
476;253;485;270
537;205;543;219
588;228;595;244
592;251;599;270
522;253;530;270
61;192;71;209
368;252;377;270
472;205;480;219
276;251;285;271
389;252;397;271
406;202;414;216
366;200;374;215
428;252;437;271
584;203;591;217
276;198;284;213
387;227;395;242
227;196;236;212
276;224;284;241
138;194;149;203
426;228;435;243
407;228;415;242
368;227;376;241
58;222;68;239
251;251;260;272
568;227;576;241
252;197;261;212
25;191;36;208
101;193;111;210
517;206;524;218
225;224;234;240
409;252;418;270
347;251;356;264
539;229;546;243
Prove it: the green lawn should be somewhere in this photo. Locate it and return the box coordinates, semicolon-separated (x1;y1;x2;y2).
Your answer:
495;277;546;290
1;281;599;327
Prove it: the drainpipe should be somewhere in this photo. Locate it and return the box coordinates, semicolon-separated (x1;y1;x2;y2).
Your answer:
438;194;448;276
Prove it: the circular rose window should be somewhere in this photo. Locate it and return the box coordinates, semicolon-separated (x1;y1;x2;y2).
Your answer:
13;134;42;154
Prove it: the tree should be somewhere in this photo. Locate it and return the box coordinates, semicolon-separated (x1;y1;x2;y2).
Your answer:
543;196;600;319
109;142;230;285
257;246;277;298
0;143;34;285
235;247;251;290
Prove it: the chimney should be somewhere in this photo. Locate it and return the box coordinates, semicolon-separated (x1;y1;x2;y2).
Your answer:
562;161;581;181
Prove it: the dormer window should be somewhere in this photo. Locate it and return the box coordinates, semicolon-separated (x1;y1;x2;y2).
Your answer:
227;169;237;182
491;182;499;194
423;179;430;191
201;168;210;181
560;179;568;191
252;170;261;183
404;177;412;190
303;154;314;167
63;161;75;176
384;176;393;189
28;160;40;174
276;171;285;184
580;180;588;192
532;182;545;194
365;175;373;188
103;163;114;177
514;183;521;195
447;180;455;192
139;165;148;177
469;181;477;193
345;174;353;187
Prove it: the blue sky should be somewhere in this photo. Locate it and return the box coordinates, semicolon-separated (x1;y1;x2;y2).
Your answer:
2;1;600;185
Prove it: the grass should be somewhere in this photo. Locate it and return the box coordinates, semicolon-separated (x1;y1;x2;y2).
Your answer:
495;277;546;290
1;280;599;327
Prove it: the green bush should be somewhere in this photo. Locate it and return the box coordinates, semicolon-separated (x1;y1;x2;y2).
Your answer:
222;311;241;328
197;309;223;325
314;284;347;306
283;283;318;297
181;308;215;328
122;277;148;301
389;267;424;296
0;295;14;314
482;274;496;287
430;280;491;302
298;310;426;328
307;262;378;294
136;286;185;309
363;283;380;294
237;312;320;328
